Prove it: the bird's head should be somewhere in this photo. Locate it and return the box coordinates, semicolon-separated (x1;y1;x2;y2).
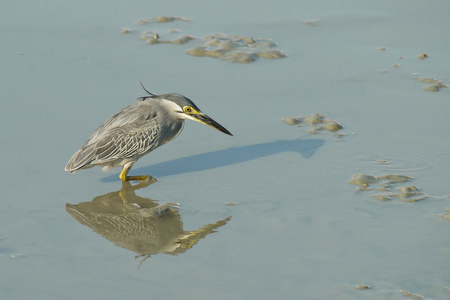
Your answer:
139;82;232;136
162;93;233;136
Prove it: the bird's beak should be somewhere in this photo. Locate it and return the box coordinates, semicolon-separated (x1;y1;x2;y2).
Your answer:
192;114;233;136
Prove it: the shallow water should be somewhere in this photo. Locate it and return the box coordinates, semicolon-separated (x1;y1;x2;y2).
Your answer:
1;0;450;299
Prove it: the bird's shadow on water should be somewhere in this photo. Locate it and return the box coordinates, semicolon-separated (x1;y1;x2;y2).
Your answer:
101;138;325;182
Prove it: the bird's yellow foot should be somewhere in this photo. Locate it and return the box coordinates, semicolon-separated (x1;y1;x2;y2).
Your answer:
123;175;150;181
119;164;150;182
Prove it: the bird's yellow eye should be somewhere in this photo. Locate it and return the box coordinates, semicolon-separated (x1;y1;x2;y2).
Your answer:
183;106;193;114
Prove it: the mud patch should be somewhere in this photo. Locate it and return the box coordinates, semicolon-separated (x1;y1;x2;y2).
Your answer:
440;208;450;220
401;289;424;299
355;284;370;290
283;113;346;138
413;74;449;92
121;16;286;64
349;173;428;202
186;34;286;63
141;32;195;45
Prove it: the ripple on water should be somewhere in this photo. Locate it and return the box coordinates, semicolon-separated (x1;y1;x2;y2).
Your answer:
312;151;432;174
434;147;450;165
353;152;432;172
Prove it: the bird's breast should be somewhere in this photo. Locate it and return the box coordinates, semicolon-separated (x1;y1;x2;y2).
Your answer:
158;119;184;146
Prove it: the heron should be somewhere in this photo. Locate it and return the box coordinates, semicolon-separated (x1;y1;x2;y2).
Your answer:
65;84;232;181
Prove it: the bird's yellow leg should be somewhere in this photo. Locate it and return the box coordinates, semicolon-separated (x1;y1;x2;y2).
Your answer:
119;163;149;182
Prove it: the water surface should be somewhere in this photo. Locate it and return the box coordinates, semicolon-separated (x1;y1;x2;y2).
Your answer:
1;0;449;299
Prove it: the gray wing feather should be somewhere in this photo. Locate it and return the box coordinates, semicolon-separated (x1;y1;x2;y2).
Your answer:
65;102;161;172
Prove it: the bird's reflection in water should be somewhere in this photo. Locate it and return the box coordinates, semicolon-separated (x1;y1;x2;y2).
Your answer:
66;179;231;266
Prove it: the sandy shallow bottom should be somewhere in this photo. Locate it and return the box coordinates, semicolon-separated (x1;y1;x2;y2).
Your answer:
1;0;450;299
